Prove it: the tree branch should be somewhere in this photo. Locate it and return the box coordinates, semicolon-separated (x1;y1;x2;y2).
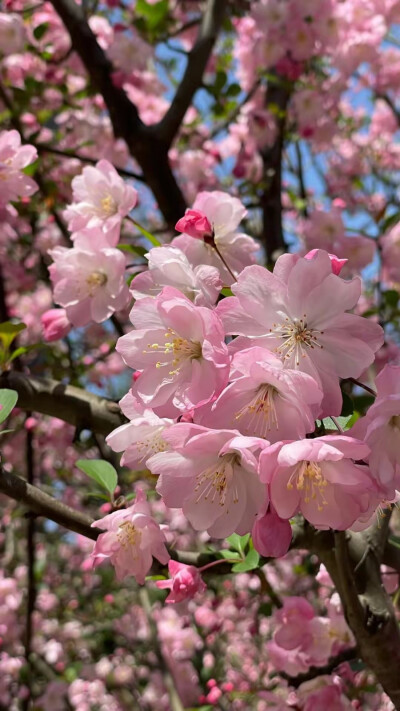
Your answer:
49;0;187;227
156;0;228;145
0;371;126;435
282;647;358;688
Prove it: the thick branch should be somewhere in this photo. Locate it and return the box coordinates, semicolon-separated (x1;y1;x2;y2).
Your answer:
0;467;101;539
49;0;187;226
0;372;126;435
156;0;227;145
260;76;291;264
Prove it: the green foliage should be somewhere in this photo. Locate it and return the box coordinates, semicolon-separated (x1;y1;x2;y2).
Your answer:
231;549;260;572
76;459;118;498
0;389;18;424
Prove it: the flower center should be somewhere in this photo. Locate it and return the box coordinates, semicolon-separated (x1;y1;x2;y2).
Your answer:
194;454;239;508
287;460;328;511
389;415;400;429
117;521;141;550
235;384;278;438
100;194;117;216
144;328;202;376
136;432;168;462
268;314;323;366
86;270;108;295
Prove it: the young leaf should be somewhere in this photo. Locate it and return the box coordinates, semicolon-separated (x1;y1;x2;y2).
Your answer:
0;389;18;424
0;322;27;351
226;532;250;556
76;459;118;497
232;549;260;573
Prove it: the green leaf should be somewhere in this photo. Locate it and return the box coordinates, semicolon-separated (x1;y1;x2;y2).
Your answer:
0;321;26;351
232;549;260;573
218;549;241;560
220;287;233;297
381;211;400;233
0;429;15;436
136;0;169;30
131;220;161;247
226;532;250;556
0;389;18;424
118;244;148;258
76;459;118;497
321;414;354;431
33;22;49;40
383;289;399;309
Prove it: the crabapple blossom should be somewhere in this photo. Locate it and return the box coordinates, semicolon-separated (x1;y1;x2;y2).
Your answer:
260;436;377;530
89;489;169;583
175;209;213;240
147;424;268;538
218;250;384;415
350;365;400;498
156;561;206;604
0;13;26;54
196;346;323;441
0;130;38;205
130;245;222;307
48;233;129;327
63;159;138;244
106;391;172;469
116;287;229;416
173;191;258;284
251;506;292;558
41;308;71;342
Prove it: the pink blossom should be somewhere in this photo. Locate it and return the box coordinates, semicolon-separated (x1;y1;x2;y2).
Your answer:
261;435;377;530
252;506;292;558
0;130;37;205
350;365;400;498
41;308;71;341
49;232;129;327
196;346;322;441
217;250;384;415
106;391;172;469
156;560;206;604
175;209;213;240
173;190;258;284
64;159;137;244
0;13;26;54
116;287;229;416
130;245;222;307
147;424;268;538
90;490;169;583
304;248;348;275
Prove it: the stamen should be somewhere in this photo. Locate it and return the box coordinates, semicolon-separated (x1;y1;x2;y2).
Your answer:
235;384;278;438
101;194;117;216
287;460;328;511
142;327;202;375
86;271;107;295
267;313;324;366
117;521;141;551
194;454;238;510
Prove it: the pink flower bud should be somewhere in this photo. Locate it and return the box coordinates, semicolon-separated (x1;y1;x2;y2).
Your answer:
156;560;207;604
41;309;71;342
304;249;347;275
175;209;213;241
252;507;292;558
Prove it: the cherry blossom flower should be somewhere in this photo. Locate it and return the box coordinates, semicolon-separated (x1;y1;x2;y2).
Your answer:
0;13;26;54
260;435;377;530
48;230;129;327
217;250;384;415
106;391;172;469
0;130;38;205
156;561;206;604
63;159;138;244
350;365;400;498
252;506;292;558
173;190;258;284
147;424;268;538
130;245;222;307
116;287;229;416
41;308;71;341
196;346;322;441
90;490;169;583
175;209;213;240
